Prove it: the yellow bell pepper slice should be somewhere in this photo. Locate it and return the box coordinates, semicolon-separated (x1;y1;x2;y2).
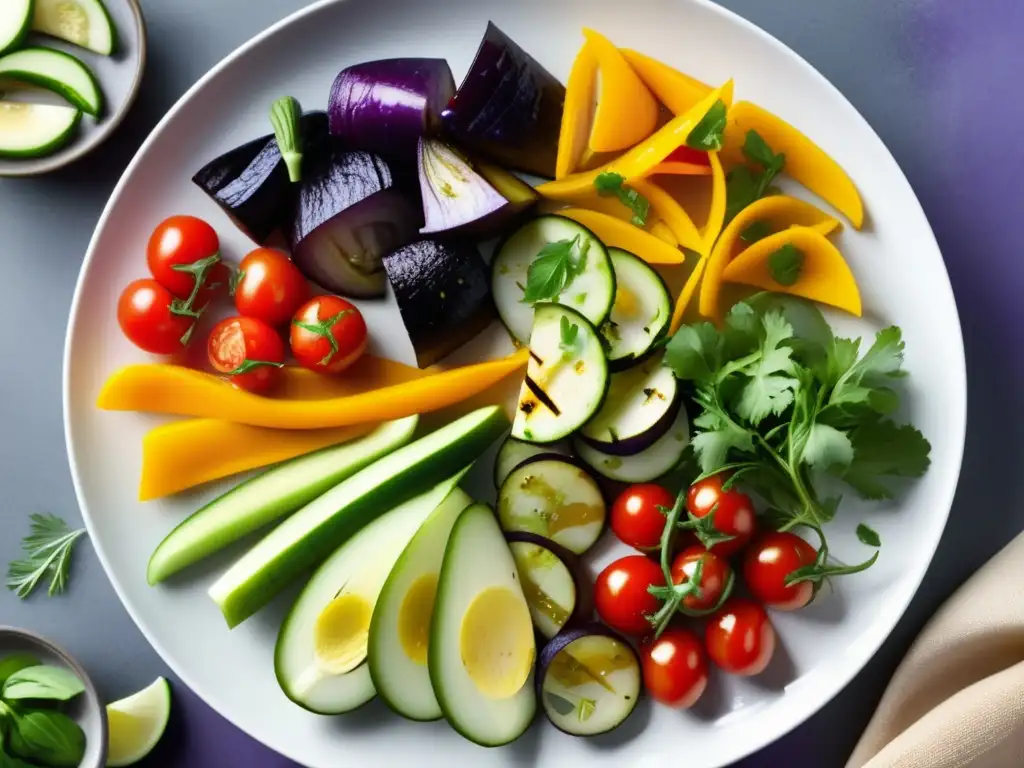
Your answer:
669;256;708;334
630;178;703;253
536;80;734;201
703;151;727;252
97;350;529;429
649;221;678;247
721;226;862;316
699;194;843;321
722;101;864;229
647;161;712;176
139;421;375;501
583;29;660;153
556;42;599;179
274;356;430;400
619;49;712;115
558;208;685;265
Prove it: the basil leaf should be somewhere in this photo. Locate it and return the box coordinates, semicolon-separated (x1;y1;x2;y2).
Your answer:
0;655;40;688
857;523;881;548
768;245;804;286
9;710;85;767
0;730;37;768
2;665;84;702
686;99;728;151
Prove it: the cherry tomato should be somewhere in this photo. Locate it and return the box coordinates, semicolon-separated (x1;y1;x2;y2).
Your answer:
611;484;675;551
686;474;757;557
743;532;818;611
195;261;233;309
117;279;195;354
290;295;367;374
207;316;285;393
705;598;776;676
146;215;221;299
670;545;732;612
594;555;664;636
234;248;309;327
640;626;708;708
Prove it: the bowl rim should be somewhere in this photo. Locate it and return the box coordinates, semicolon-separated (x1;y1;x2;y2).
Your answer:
0;0;148;178
0;625;109;766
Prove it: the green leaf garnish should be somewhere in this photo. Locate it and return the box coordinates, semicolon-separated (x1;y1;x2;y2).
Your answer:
740;221;773;243
724;130;786;223
768;244;804;286
520;236;589;304
559;316;580;354
594;172;651;226
857;523;881;548
686;99;728;151
6;514;86;599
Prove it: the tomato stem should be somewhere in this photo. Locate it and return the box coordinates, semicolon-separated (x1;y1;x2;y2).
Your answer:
292;309;355;366
227;358;285;376
168;252;222;344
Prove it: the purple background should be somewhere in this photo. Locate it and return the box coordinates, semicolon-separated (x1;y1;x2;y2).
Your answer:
1;1;1022;766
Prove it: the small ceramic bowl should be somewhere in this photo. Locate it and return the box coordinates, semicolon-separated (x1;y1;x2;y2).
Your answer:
0;0;147;177
0;626;108;767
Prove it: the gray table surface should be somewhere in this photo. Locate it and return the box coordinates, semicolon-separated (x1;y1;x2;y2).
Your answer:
2;1;1022;766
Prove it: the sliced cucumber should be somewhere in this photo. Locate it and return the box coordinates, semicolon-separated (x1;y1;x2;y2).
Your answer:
512;303;609;444
208;406;508;628
575;404;691;483
0;100;80;158
601;248;672;369
579;357;680;455
498;457;606;555
33;0;117;56
430;503;536;747
0;0;32;56
275;472;466;715
492;215;615;344
368;487;471;722
0;47;103;116
493;435;569;488
147;418;418;585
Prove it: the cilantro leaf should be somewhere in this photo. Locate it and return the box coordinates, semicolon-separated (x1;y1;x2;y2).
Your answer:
801;422;854;470
594;172;650;226
520;236;587;304
724;131;786;224
825;328;906;420
734;311;799;424
725;166;760;223
743;130;785;171
664;322;721;382
768;244;804;286
857;523;881;547
686;99;728;151
837;419;932;499
740;221;773;243
691;410;756;472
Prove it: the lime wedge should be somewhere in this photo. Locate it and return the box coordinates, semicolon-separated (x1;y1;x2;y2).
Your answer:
105;677;172;767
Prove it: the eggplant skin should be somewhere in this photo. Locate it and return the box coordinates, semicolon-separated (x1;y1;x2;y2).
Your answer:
384;240;496;368
441;22;565;179
291;150;393;244
192;112;331;243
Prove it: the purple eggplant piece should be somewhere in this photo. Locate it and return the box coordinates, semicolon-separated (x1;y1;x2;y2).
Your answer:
505;532;594;638
328;58;455;162
440;22;565;179
290;149;419;298
192;112;330;243
383;239;495;367
578;388;684;457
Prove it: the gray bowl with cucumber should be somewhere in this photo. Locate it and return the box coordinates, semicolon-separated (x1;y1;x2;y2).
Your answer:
0;0;145;176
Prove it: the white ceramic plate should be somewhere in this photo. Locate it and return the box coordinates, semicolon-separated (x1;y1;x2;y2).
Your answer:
63;0;966;766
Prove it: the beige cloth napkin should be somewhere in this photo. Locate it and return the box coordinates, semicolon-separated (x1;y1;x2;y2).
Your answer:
847;532;1024;768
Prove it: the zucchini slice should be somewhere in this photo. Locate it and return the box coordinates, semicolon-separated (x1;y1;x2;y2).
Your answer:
33;0;117;56
575;404;691;483
601;248;672;369
492;215;615;344
493;434;569;488
0;47;103;116
0;0;32;56
512;303;609;444
0;100;80;159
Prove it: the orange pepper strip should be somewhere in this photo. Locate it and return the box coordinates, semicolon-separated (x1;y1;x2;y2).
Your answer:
722;226;862;316
669;256;709;335
630;178;703;253
97;350;529;430
274;356;430;400
702;151;727;252
555;42;599;179
722;101;864;229
649;221;678;247
536;80;734;201
699;195;843;321
558;208;685;265
583;29;660;153
619;49;712;115
646;161;713;176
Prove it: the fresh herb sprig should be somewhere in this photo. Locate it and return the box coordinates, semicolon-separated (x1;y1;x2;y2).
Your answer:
686;99;728;151
6;514;87;599
594;172;651;226
520;236;590;304
661;294;928;590
0;661;87;767
725;130;786;223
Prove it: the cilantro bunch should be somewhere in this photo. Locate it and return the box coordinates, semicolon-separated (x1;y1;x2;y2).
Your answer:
664;293;931;586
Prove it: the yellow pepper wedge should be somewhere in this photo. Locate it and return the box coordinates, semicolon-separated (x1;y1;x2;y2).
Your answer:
647;161;712;176
274;356;430;400
555;43;599;179
630;178;703;253
721;226;862;316
536;80;734;201
139;421;375;501
583;29;660;153
619;49;712;115
649;221;678;247
97;350;529;430
703;151;727;252
558;208;685;265
540;192;675;244
669;256;708;334
722;101;864;229
699;194;843;321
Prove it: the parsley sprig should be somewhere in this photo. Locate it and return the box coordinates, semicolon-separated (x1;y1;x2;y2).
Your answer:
6;514;87;599
520;236;590;304
594;172;651;226
725;130;786;223
662;294;929;591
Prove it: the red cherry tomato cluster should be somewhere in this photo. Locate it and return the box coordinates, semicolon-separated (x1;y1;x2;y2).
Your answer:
118;216;368;393
597;474;820;708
